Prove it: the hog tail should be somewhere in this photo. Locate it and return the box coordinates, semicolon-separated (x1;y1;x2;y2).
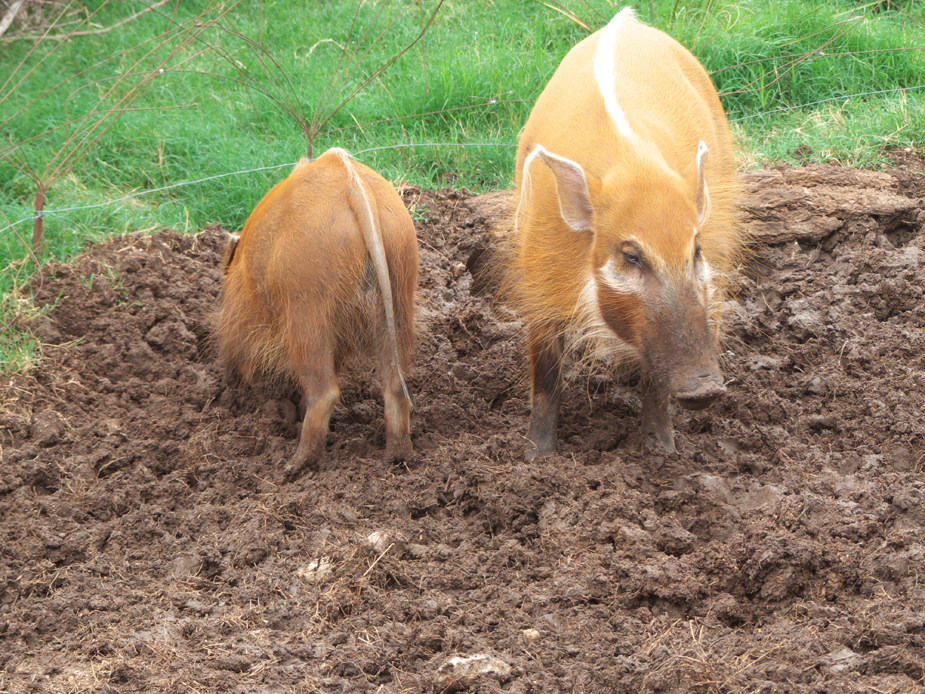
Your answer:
336;149;414;408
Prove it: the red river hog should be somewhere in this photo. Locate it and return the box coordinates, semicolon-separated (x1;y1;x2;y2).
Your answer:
512;8;742;457
216;148;418;471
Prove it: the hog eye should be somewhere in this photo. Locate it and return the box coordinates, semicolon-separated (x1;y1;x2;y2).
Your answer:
694;245;702;261
623;251;641;267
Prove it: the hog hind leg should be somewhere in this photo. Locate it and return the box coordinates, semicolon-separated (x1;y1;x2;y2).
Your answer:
375;314;413;463
288;327;341;476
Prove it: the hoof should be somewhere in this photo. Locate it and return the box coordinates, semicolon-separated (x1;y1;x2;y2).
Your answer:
386;437;413;463
676;391;724;411
285;440;324;480
644;427;676;454
675;376;726;411
525;439;556;461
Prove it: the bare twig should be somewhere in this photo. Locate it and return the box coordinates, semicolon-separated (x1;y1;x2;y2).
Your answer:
0;0;26;40
308;0;445;158
0;0;81;101
541;1;591;31
0;1;248;252
719;0;874;99
181;0;446;160
31;186;45;255
2;0;171;42
690;0;715;54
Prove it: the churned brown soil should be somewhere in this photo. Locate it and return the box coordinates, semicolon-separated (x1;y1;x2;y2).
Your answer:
2;153;925;693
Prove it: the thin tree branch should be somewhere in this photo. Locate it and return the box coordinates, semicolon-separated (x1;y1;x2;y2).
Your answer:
0;0;26;40
3;0;170;42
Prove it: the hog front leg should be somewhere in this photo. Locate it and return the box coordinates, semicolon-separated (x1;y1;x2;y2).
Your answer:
526;326;565;460
641;375;675;453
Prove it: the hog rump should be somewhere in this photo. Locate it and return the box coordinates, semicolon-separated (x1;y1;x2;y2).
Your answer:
216;148;418;470
512;8;743;456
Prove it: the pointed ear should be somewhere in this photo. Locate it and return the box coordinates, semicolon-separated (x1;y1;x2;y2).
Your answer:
694;140;711;226
532;145;595;231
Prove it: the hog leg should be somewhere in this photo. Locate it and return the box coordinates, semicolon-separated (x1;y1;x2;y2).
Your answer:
289;337;340;473
378;345;413;462
526;326;564;459
641;376;676;453
222;357;241;389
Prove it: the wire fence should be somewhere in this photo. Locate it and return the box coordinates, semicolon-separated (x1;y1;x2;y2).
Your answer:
0;161;296;238
0;141;518;239
2;81;924;241
727;84;925;123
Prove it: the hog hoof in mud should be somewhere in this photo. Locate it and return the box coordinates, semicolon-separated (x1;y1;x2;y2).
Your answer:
284;441;324;480
524;440;557;461
644;428;676;455
386;438;413;464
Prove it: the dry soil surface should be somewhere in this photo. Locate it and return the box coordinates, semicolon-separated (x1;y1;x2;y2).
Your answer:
2;154;925;693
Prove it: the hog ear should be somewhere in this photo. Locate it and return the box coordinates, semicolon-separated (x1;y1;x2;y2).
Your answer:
534;146;595;231
221;233;240;274
694;140;711;226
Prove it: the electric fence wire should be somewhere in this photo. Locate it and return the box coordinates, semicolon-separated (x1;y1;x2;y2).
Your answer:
2;81;924;240
0;142;517;239
727;84;925;122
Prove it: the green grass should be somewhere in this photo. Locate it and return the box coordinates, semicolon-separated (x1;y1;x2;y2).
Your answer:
1;0;924;372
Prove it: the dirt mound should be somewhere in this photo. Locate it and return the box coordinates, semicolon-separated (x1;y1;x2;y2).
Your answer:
2;157;925;693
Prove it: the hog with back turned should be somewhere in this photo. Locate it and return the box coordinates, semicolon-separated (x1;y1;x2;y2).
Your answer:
216;147;418;471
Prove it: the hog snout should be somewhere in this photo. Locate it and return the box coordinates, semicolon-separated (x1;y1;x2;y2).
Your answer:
674;371;725;411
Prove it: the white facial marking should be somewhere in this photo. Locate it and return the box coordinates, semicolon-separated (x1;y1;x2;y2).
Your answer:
691;230;716;307
594;8;636;141
698;257;714;284
578;273;599;313
575;272;640;361
598;257;645;295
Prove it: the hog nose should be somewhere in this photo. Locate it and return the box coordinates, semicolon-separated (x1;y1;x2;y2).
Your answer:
674;371;726;411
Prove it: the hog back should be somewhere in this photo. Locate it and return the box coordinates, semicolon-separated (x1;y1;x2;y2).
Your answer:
218;150;417;387
514;10;737;317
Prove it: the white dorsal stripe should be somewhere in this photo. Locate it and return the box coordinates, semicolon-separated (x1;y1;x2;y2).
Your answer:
594;8;636;141
696;140;711;226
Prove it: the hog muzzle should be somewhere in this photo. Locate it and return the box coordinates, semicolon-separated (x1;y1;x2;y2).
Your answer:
674;371;726;411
